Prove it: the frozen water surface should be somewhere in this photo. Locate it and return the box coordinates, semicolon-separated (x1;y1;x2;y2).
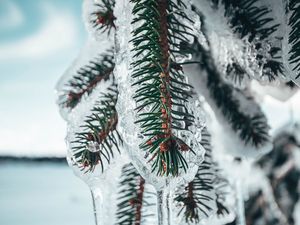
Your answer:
0;162;93;225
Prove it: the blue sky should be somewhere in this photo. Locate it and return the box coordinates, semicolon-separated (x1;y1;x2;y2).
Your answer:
0;0;86;156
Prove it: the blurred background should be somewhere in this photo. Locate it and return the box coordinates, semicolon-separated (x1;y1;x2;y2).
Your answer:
0;1;94;224
0;0;299;225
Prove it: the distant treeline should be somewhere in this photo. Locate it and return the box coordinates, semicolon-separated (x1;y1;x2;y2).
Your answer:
0;156;67;164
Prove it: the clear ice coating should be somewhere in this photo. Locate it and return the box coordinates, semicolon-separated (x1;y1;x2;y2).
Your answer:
55;38;114;121
64;73;129;225
82;0;115;43
190;0;283;86
66;147;129;225
264;0;300;86
66;76;120;178
67;106;130;225
113;0;206;191
185;61;273;159
55;0;300;224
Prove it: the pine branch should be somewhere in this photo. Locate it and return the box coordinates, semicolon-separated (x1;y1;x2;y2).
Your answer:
194;43;270;147
174;128;216;223
256;132;300;225
288;0;300;82
219;0;283;81
116;163;155;225
130;0;197;176
70;85;122;172
59;50;114;109
89;0;116;35
193;0;283;83
219;0;278;40
213;166;230;217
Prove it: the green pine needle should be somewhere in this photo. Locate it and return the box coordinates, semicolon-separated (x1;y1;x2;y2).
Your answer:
115;163;155;225
59;50;114;109
202;0;283;82
195;43;270;147
174;128;215;223
288;0;300;80
130;0;197;177
89;0;116;35
71;85;122;172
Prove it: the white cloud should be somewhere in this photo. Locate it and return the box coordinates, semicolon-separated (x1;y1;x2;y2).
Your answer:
0;3;79;61
0;1;24;29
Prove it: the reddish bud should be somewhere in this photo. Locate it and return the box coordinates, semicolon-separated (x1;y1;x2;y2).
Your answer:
159;142;168;152
180;144;189;152
87;133;94;141
83;161;89;168
162;123;168;129
162;159;167;172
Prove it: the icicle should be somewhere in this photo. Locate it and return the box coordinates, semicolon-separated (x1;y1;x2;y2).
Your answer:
235;180;246;225
64;74;128;224
90;187;103;225
66;151;129;225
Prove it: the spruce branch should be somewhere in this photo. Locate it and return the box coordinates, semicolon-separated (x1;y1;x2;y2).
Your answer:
288;0;300;82
71;85;122;172
193;0;283;83
116;163;155;225
59;50;114;109
174;128;216;223
194;43;270;147
256;132;300;225
213;166;230;217
89;0;116;35
130;0;197;176
219;0;283;81
218;0;278;40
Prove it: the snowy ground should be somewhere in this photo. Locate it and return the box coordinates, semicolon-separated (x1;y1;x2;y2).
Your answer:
0;162;94;225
